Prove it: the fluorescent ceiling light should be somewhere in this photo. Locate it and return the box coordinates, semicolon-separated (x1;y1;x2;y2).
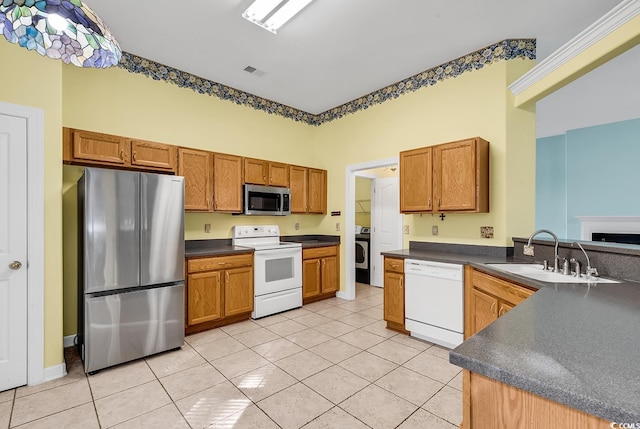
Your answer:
242;0;314;34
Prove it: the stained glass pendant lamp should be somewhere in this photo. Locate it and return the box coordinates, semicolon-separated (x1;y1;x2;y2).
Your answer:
0;0;121;68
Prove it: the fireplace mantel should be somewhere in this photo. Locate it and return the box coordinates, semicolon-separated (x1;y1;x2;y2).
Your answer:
576;216;640;241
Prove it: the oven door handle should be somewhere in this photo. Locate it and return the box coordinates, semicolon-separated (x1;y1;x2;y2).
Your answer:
254;248;301;257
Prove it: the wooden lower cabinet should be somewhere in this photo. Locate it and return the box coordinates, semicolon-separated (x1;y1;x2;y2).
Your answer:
302;245;339;303
185;253;254;334
224;266;253;317
464;371;609;428
464;266;534;339
463;267;539;429
383;257;408;333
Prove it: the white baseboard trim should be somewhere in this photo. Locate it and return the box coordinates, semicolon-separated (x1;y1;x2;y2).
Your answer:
63;335;76;348
336;291;353;301
42;363;67;383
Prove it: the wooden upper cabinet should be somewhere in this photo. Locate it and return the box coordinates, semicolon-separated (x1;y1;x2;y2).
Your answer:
68;129;128;166
400;147;433;212
244;158;268;185
400;137;489;214
289;165;308;213
63;128;177;173
434;137;489;212
178;148;213;211
308;168;327;214
130;139;176;171
213;153;243;213
244;158;289;187
268;162;289;187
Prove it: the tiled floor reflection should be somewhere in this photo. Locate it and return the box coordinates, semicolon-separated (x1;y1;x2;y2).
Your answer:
1;283;461;428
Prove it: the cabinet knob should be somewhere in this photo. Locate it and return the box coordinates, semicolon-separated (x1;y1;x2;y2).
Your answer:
132;150;137;162
120;149;124;160
491;302;496;314
498;305;507;317
8;261;22;270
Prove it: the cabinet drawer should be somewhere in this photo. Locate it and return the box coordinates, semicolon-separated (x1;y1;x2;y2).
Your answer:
384;257;404;273
303;245;337;259
471;270;534;306
187;253;253;273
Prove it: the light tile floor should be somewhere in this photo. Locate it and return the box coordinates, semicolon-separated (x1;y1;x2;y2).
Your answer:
1;283;462;429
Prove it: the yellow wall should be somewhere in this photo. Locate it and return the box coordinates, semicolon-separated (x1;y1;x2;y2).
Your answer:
312;59;536;292
355;177;371;227
0;42;64;368
1;38;536;363
60;58;536;337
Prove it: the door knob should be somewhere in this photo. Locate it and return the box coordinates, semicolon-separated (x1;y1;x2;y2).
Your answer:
9;261;22;270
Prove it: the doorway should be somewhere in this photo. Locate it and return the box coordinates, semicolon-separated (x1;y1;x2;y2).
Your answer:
341;157;403;300
0;102;45;389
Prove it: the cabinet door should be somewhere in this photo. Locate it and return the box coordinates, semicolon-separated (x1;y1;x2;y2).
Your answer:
289;166;308;213
224;266;254;317
308;168;327;214
434;139;476;211
213;153;243;212
320;256;338;293
469;288;498;336
130;139;176;171
383;271;404;325
303;258;321;298
269;162;289;187
400;147;433;212
178;148;212;211
498;301;514;318
244;158;268;185
187;271;222;325
72;129;128;165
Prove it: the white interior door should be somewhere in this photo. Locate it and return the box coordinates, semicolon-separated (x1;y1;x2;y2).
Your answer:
0;114;28;390
370;177;402;287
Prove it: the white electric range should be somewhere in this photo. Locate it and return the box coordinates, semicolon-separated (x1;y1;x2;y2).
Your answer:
232;225;302;318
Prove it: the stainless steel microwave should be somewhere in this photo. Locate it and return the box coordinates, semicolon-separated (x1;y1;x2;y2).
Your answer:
244;184;291;216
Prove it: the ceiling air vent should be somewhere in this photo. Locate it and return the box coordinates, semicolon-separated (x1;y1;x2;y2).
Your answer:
243;65;265;77
244;66;257;73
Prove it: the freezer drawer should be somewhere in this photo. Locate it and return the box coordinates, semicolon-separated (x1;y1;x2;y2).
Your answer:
83;284;184;373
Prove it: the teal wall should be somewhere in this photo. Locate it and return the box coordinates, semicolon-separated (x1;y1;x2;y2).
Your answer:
536;118;640;239
536;134;567;237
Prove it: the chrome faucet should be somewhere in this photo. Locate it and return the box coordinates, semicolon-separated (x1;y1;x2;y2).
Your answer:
525;229;560;272
572;242;598;278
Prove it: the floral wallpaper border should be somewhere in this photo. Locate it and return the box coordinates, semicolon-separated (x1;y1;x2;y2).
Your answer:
117;38;535;126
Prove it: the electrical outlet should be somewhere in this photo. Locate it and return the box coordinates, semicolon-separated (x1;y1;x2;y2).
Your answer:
403;225;409;234
523;245;534;256
295;222;300;230
432;225;438;236
204;223;211;233
335;222;341;232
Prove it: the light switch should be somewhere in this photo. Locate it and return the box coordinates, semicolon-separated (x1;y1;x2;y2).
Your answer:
204;223;211;233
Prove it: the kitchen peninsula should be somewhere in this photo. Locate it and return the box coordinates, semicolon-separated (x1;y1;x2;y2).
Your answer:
382;239;640;427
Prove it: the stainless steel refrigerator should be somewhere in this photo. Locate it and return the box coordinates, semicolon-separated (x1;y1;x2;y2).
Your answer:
77;168;185;373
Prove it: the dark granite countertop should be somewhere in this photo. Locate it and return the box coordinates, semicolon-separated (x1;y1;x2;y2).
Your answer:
185;239;254;257
281;234;340;249
382;242;640;422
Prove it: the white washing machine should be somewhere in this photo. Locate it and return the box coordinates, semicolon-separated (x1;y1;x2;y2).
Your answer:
355;228;370;283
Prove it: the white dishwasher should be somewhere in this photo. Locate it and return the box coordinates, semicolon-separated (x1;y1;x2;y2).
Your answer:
404;259;464;349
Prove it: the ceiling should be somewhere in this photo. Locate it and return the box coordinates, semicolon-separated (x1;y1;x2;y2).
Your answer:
89;0;626;124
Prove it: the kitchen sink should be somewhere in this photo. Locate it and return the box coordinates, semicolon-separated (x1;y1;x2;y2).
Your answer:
486;264;619;283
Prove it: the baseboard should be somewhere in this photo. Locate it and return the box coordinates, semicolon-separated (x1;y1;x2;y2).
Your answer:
336;291;353;300
63;335;76;348
42;363;67;383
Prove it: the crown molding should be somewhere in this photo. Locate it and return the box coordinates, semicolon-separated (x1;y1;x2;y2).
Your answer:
509;0;640;95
